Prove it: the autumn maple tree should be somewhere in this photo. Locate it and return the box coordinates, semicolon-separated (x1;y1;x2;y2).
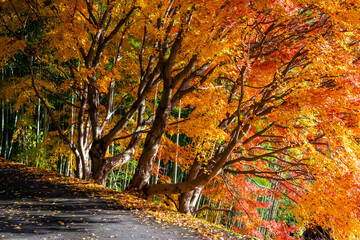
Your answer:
1;0;360;239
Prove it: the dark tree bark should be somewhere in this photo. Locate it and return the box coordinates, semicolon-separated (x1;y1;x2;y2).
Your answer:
178;157;202;214
91;101;150;186
129;88;173;190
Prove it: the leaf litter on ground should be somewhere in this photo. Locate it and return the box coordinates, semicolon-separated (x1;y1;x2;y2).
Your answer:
0;158;252;239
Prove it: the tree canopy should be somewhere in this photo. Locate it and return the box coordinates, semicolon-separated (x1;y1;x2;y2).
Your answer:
1;0;360;239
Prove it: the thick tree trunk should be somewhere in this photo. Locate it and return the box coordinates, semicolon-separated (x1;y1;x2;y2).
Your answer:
0;100;4;156
91;151;130;186
129;89;173;191
73;147;90;180
178;157;203;214
91;101;148;186
179;186;203;214
179;191;194;214
90;140;107;183
91;149;137;186
144;128;245;196
91;99;148;186
89;97;150;186
74;156;82;179
92;156;112;186
91;140;143;186
81;154;90;180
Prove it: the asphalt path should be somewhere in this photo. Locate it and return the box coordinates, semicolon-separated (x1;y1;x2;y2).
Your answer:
0;162;204;240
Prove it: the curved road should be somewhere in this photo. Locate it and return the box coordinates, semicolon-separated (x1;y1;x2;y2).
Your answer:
0;161;204;240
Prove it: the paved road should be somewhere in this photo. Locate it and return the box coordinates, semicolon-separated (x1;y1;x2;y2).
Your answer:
0;161;203;240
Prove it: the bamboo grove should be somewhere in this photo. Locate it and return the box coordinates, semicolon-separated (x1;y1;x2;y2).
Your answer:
1;0;360;239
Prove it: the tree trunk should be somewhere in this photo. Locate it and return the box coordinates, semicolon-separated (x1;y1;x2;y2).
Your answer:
91;137;143;186
74;155;83;179
7;106;18;158
81;153;90;180
178;186;203;214
91;101;148;186
144;129;244;196
129;88;173;191
0;99;4;156
90;140;107;182
92;155;112;186
91;151;137;187
178;157;203;214
179;191;194;214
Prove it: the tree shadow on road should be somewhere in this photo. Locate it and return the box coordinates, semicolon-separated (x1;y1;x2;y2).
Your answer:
0;165;131;239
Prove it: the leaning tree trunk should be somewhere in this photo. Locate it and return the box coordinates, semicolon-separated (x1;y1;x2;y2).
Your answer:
129;88;173;191
143;125;246;204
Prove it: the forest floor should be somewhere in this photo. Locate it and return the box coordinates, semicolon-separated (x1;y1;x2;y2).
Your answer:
0;158;248;240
